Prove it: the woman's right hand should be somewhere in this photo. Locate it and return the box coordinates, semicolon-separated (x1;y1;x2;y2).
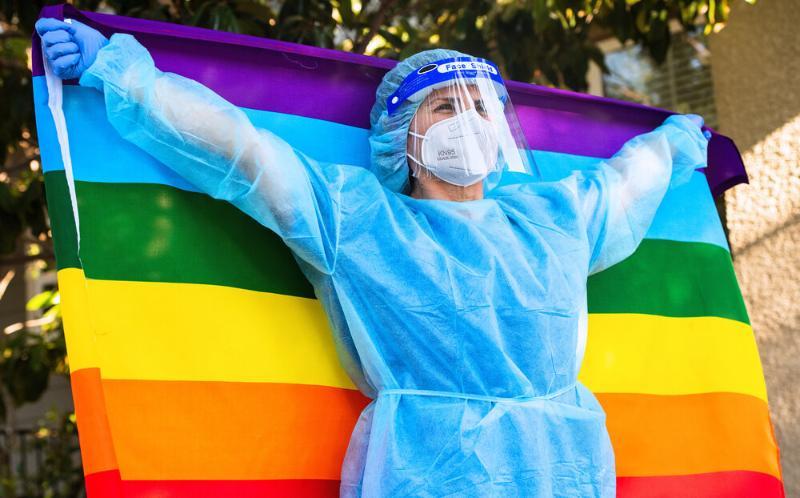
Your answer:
35;18;109;80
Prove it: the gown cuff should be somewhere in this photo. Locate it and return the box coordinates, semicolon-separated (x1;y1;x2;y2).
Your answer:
661;114;710;189
79;33;155;93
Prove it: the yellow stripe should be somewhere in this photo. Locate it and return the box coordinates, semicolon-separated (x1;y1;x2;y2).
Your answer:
60;269;768;399
59;268;98;370
580;314;768;401
59;268;356;389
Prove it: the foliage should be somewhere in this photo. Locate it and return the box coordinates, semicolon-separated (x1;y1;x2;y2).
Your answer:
0;285;72;497
26;409;84;498
1;409;84;498
0;287;66;418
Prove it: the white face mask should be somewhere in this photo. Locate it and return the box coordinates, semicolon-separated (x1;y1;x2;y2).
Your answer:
407;108;499;187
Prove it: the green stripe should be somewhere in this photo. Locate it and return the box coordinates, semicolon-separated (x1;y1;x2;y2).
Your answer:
74;178;315;298
56;179;747;322
44;171;81;270
588;240;750;324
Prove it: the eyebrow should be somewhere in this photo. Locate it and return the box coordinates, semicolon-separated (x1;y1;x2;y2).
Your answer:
431;96;486;105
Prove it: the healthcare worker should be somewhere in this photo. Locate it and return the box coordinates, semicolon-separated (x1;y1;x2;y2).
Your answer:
37;17;709;498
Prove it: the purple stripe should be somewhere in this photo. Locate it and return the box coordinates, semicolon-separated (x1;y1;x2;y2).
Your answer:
32;4;747;197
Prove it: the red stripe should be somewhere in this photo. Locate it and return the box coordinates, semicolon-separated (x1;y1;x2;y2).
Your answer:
86;470;784;497
85;469;123;498
85;471;340;497
617;471;785;498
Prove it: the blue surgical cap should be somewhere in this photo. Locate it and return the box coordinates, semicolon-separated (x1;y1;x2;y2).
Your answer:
368;49;475;193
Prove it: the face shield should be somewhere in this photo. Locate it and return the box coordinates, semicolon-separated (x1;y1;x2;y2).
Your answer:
386;57;537;190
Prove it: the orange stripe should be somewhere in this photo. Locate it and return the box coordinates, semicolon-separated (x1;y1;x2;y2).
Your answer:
70;368;119;475
598;392;782;479
101;379;370;480
73;376;781;481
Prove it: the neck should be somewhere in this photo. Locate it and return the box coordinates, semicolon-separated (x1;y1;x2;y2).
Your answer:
410;175;484;202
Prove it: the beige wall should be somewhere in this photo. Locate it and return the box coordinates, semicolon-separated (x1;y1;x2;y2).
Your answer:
709;0;799;494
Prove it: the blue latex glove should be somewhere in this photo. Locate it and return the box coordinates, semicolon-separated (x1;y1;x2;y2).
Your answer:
35;18;108;80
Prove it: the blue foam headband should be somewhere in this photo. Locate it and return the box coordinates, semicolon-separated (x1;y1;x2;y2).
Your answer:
386;57;506;116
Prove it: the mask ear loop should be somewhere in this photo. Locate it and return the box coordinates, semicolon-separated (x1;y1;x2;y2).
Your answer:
406;96;443;182
406;125;428;181
406;151;425;169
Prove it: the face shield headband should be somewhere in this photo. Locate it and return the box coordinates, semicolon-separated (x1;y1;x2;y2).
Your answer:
386;57;507;116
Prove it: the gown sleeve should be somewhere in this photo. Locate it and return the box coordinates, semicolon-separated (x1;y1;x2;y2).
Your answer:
566;115;709;275
79;33;348;275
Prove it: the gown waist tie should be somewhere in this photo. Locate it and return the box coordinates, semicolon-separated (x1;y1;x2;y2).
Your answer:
378;382;577;403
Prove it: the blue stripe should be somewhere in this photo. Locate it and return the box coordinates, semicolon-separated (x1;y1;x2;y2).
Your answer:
532;151;729;252
647;173;728;251
32;77;65;172
33;77;729;251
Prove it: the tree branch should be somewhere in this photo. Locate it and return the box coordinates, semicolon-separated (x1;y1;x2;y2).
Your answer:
0;56;28;71
0;270;15;302
0;31;26;41
0;253;55;269
353;0;402;54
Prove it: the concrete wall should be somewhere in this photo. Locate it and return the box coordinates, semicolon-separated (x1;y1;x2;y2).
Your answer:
709;0;799;494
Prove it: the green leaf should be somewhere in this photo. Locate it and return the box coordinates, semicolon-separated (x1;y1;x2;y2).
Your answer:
26;290;56;312
377;28;404;48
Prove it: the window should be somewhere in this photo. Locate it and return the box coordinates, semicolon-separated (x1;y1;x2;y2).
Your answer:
600;32;719;130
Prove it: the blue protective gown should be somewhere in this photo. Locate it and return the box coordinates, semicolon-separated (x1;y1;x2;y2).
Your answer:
79;34;708;497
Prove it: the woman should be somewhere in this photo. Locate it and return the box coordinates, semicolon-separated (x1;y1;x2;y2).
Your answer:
36;17;709;497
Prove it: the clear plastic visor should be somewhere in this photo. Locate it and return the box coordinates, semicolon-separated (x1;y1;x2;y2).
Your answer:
404;72;536;189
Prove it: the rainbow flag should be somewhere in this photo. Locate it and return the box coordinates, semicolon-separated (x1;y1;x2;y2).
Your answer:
32;4;784;497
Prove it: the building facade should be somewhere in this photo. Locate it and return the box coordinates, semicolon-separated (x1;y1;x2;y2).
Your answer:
709;1;799;494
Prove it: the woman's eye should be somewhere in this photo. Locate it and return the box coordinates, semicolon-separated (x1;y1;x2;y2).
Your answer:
434;103;454;112
475;102;487;114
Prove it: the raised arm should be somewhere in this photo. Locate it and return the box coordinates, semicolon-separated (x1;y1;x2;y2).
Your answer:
37;19;340;273
568;114;709;275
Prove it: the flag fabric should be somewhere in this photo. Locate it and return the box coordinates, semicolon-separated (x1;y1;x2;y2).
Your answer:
31;4;784;497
